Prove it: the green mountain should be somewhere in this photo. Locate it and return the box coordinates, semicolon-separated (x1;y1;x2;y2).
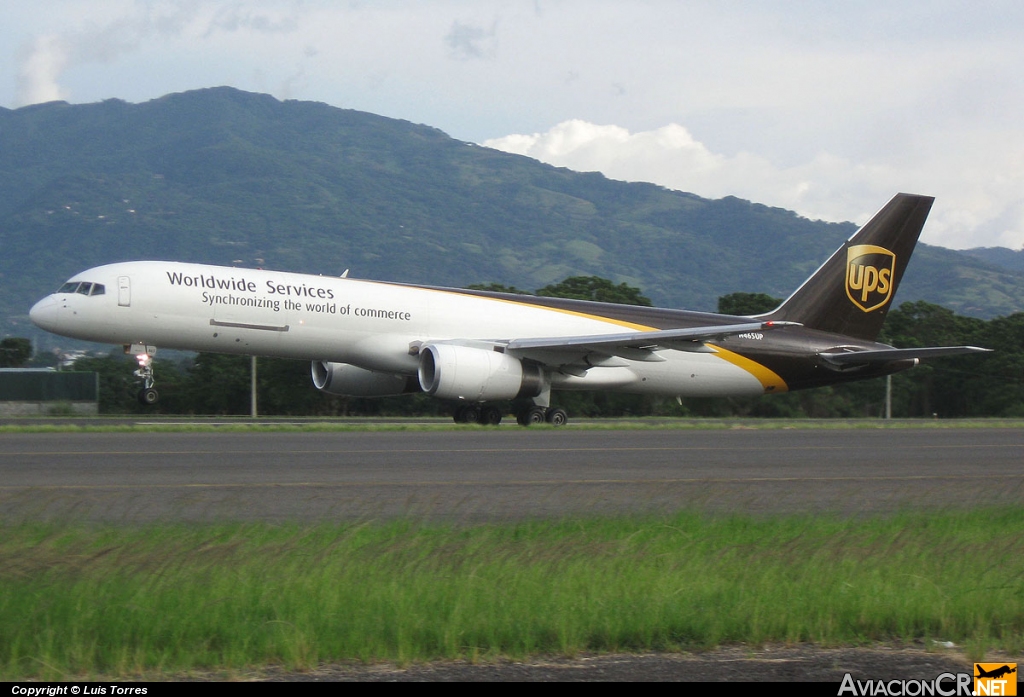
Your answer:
3;87;1024;347
962;246;1024;273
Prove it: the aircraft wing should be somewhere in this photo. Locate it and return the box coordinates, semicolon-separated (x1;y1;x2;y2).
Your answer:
820;346;992;366
504;321;799;354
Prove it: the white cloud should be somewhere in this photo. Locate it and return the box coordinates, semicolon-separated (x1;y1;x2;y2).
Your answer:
17;35;69;105
483;120;1024;250
444;20;498;61
208;4;299;35
483;120;886;220
12;1;303;107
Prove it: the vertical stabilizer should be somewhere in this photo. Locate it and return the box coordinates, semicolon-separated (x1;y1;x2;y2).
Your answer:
766;193;934;341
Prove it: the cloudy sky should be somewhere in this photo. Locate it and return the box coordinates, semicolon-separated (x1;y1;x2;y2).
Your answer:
3;1;1023;250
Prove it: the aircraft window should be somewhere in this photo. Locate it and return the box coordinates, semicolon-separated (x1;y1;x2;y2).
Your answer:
76;283;94;295
58;282;80;294
90;284;105;296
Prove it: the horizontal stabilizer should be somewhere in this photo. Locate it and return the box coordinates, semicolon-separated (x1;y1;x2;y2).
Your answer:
820;346;992;366
506;321;800;352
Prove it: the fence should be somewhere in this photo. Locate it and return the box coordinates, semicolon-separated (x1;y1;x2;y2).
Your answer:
0;369;99;415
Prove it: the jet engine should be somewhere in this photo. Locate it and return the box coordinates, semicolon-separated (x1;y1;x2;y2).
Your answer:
417;344;544;401
311;361;419;397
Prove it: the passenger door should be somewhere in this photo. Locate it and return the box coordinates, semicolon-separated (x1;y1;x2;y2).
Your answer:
118;276;131;307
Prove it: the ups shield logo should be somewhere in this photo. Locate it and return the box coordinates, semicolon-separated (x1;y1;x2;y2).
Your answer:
846;244;896;312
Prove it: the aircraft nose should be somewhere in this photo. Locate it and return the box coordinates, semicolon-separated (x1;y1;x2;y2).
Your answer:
29;295;60;331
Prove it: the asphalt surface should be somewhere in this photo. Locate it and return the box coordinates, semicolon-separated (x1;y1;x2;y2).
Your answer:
1;427;1022;522
2;425;1021;681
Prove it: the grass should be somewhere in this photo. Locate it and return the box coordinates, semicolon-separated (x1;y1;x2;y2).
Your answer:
2;416;1024;434
1;509;1023;679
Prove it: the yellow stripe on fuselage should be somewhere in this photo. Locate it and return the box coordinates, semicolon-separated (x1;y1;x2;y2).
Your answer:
416;286;789;391
498;295;790;393
707;344;789;393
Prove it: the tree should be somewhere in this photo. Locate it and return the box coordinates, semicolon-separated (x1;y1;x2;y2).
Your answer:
183;353;253;414
717;292;781;315
537;276;652;306
0;337;32;367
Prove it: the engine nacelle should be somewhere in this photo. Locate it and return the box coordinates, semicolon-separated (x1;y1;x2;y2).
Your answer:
417;344;544;401
311;361;419;397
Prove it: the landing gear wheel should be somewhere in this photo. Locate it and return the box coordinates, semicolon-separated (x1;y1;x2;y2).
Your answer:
453;404;480;424
517;406;547;426
545;407;568;426
132;349;158;406
479;405;503;425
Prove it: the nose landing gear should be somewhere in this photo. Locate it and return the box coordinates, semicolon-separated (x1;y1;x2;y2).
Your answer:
127;344;159;405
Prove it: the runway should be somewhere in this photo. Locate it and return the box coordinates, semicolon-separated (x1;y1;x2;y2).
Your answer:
2;427;1023;522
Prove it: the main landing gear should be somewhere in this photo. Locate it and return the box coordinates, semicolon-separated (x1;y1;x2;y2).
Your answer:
515;405;568;426
453;403;503;425
452;403;568;427
128;344;159;405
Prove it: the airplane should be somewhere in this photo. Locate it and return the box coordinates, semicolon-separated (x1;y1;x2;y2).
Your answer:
29;193;990;426
975;665;1017;680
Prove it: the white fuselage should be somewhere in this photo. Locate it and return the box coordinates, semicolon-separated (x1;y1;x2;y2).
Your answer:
30;261;773;397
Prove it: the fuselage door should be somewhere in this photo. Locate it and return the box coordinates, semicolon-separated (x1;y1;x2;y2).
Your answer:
118;276;131;307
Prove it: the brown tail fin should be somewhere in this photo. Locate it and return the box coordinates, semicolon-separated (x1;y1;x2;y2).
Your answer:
766;193;934;341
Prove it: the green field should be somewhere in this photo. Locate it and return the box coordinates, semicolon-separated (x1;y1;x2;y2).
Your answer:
2;416;1024;435
2;509;1022;679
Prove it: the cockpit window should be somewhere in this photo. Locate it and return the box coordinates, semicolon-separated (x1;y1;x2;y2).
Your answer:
57;281;105;296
